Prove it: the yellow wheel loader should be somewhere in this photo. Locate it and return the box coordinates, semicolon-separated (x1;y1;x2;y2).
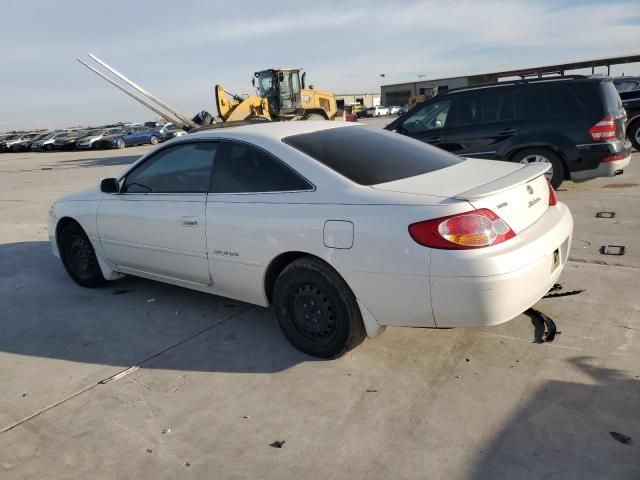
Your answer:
216;68;337;122
77;55;337;130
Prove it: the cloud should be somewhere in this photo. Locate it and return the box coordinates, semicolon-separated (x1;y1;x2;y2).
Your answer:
1;0;639;129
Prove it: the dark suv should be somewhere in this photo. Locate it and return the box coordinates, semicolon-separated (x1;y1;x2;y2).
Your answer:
386;76;631;188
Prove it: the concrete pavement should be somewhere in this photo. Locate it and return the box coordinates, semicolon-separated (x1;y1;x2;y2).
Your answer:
0;144;638;479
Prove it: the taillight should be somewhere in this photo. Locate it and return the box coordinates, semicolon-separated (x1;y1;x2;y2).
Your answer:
547;180;557;206
602;153;624;162
409;208;515;250
588;115;617;141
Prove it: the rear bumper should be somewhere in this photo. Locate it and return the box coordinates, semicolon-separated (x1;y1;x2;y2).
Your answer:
570;154;631;181
572;140;632;181
430;202;573;327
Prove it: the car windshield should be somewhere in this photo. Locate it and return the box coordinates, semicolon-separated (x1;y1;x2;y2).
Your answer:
283;126;462;186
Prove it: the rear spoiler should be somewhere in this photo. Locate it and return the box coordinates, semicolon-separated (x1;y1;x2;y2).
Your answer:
454;163;550;200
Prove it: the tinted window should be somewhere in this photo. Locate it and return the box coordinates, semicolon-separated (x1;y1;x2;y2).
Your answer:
520;83;587;118
601;81;623;114
210;142;312;193
401;100;452;132
283;127;462;186
124;142;218;193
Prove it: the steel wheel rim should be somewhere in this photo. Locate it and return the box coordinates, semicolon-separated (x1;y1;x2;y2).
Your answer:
288;283;337;343
520;154;553;181
635;127;640;144
68;236;92;278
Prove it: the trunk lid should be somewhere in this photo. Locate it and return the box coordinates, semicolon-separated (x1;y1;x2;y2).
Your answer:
372;158;550;233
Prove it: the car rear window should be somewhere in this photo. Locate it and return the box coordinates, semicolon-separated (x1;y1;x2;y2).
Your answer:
600;81;623;114
282;126;462;186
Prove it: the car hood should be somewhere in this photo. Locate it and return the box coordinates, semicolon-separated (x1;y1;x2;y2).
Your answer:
55;187;102;204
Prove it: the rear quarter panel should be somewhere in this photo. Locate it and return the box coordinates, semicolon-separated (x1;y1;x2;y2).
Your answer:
205;197;466;328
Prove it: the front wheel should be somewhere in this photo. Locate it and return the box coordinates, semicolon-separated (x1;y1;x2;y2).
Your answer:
273;257;366;358
116;139;125;149
511;148;565;189
59;223;107;288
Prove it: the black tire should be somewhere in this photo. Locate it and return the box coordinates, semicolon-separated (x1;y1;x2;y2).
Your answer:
628;121;640;151
46;144;53;151
150;136;158;145
511;148;565;189
11;144;20;152
273;257;366;358
59;223;107;288
305;113;326;121
116;138;125;149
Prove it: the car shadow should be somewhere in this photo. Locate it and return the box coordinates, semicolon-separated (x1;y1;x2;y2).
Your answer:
51;154;141;168
469;357;640;479
0;241;313;375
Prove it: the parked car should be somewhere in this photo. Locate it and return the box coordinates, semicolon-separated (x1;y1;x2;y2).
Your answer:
53;130;92;150
386;75;631;189
0;133;21;152
157;123;186;141
389;106;402;115
619;89;640;150
366;105;390;117
613;76;640;93
49;122;572;358
31;131;69;151
4;132;42;152
76;128;122;149
95;126;162;149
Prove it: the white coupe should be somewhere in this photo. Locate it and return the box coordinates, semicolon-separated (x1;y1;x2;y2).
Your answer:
49;122;573;358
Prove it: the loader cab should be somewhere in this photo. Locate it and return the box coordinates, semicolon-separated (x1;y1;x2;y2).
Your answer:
254;68;303;117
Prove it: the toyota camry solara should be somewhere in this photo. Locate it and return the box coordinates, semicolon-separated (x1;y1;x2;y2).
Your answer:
49;122;573;358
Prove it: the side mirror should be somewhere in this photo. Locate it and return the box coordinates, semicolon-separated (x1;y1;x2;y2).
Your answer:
100;178;120;194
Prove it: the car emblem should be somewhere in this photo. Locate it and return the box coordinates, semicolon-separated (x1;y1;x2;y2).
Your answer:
527;185;534;194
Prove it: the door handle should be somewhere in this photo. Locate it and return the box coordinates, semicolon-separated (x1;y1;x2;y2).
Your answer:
498;128;516;135
181;216;199;227
426;136;442;142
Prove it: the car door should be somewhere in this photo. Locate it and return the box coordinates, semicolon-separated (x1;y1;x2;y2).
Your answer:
441;89;520;158
205;141;314;303
392;98;453;150
97;141;219;285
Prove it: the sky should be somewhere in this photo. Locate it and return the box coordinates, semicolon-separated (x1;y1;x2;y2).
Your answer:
1;0;639;130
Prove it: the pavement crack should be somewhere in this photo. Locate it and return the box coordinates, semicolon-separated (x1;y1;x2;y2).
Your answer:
0;304;254;436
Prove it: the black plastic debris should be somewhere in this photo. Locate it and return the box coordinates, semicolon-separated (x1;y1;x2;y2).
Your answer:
600;245;625;256
543;289;585;299
146;449;153;454
595;211;615;218
366;389;378;393
112;289;134;295
184;462;191;467
270;440;286;448
549;283;563;292
526;308;558;343
609;432;632;445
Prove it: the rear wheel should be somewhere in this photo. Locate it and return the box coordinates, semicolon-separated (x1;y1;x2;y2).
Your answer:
511;148;565;189
628;121;640;151
273;257;366;358
305;113;326;121
150;136;158;145
59;223;106;288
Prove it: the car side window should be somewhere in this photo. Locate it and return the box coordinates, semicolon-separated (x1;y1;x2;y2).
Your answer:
520;85;585;119
210;142;312;193
401;100;452;133
124;142;218;193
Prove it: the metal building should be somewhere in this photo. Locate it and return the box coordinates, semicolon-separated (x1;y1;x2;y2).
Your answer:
380;54;640;106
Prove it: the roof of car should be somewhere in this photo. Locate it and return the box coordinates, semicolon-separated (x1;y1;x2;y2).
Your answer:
187;121;353;141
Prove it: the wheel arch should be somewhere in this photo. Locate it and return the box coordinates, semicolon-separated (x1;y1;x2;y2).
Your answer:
303;109;329;120
506;144;571;180
262;251;385;338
